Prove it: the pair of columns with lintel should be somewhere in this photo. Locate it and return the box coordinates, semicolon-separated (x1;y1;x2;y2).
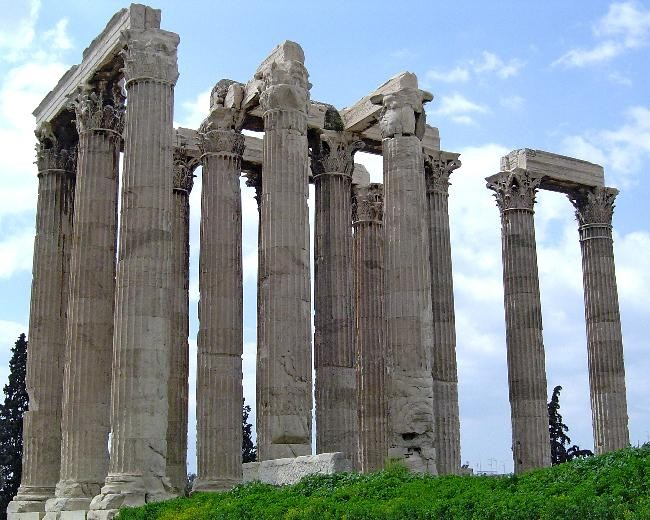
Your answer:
487;168;629;474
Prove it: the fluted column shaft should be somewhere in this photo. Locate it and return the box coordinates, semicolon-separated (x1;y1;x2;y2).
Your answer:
257;56;312;460
570;187;629;454
9;134;76;516
47;85;124;514
166;150;195;494
194;109;244;491
88;29;179;517
424;153;461;475
353;183;388;472
487;168;551;473
312;131;359;462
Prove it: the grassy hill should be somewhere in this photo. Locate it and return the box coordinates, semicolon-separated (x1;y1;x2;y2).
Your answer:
117;444;650;519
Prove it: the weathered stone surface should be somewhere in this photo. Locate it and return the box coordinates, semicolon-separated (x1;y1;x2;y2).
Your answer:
352;182;388;472
242;453;353;485
501;148;604;192
424;151;462;475
487;168;551;474
569;186;629;454
9;127;77;517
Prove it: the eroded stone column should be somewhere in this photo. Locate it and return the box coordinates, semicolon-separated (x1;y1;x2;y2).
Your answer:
88;28;179;519
569;186;629;454
257;43;313;460
487;168;551;473
424;152;462;475
311;128;361;463
43;81;124;519
353;182;388;473
371;83;437;473
166;147;196;494
8;129;76;519
194;80;245;491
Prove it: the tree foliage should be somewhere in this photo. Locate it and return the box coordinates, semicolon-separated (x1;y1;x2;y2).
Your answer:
242;399;256;464
0;334;29;519
548;385;593;465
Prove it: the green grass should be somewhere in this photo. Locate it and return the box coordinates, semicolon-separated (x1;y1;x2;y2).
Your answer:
117;445;650;520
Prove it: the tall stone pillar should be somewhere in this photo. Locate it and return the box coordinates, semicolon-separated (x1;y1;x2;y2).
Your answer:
8;129;76;519
371;83;437;473
43;81;124;519
194;81;245;491
257;43;313;460
353;182;388;472
569;186;629;454
166;147;196;494
424;151;462;475
487;168;551;473
311;129;361;463
88;28;179;519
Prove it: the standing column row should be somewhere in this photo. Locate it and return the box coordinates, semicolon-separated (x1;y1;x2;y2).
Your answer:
257;45;313;460
424;151;462;475
487;168;551;474
194;81;245;491
312;129;362;464
353;182;388;472
372;85;437;474
8;129;77;519
569;187;629;454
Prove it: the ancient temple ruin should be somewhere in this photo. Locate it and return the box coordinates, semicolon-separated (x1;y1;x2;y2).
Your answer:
7;4;630;520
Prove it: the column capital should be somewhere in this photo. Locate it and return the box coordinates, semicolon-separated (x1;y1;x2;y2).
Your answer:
486;168;542;213
258;58;311;114
370;87;433;139
245;171;262;206
568;186;618;227
310;130;364;178
352;183;384;223
424;151;461;195
34;125;77;174
198;107;245;157
173;149;199;193
71;79;125;136
121;28;180;87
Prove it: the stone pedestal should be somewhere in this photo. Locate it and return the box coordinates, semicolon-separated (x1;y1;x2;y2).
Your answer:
352;182;388;472
43;82;124;520
487;168;551;473
569;187;629;454
372;85;437;473
8;129;76;520
256;44;313;460
311;130;361;464
194;89;245;491
424;152;462;475
165;147;196;494
88;28;179;520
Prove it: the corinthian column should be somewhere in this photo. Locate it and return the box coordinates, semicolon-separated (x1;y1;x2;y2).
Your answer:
166;146;196;494
486;168;551;473
88;28;179;518
256;43;313;460
371;83;437;474
569;186;629;454
194;80;245;491
43;80;124;519
353;182;388;472
8;128;76;519
311;128;361;463
424;151;461;475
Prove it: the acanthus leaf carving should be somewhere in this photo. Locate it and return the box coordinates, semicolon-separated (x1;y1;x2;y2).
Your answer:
568;186;618;226
352;183;384;223
487;168;542;213
72;80;125;136
35;124;77;174
198;107;245;157
121;28;179;86
173;148;199;193
310;131;364;177
424;152;461;195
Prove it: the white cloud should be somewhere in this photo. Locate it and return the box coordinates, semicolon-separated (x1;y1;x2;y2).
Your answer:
426;66;470;84
431;92;489;125
608;71;633;86
0;229;34;278
554;1;650;67
176;89;210;129
0;0;40;62
561;105;650;186
499;95;525;111
426;51;523;85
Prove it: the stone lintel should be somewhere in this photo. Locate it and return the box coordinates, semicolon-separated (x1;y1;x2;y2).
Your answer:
242;453;352;485
501;148;604;193
33;4;161;127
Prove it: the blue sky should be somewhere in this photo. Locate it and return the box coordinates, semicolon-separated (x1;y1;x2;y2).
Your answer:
0;0;648;475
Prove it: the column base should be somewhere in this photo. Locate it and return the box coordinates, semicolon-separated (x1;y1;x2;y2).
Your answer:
191;478;239;493
87;474;175;520
7;486;54;520
43;497;93;520
388;446;437;475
